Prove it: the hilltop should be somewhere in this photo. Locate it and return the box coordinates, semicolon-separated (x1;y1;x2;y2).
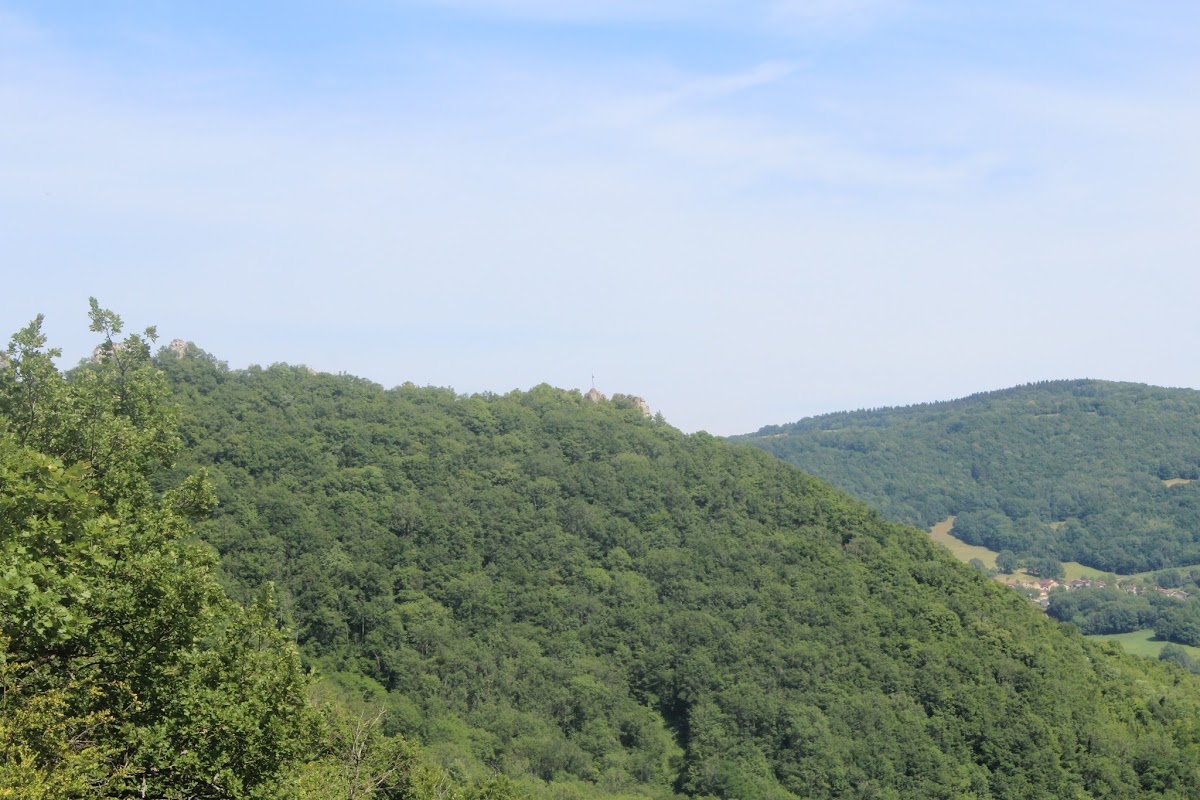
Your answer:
733;379;1200;575
150;354;1200;798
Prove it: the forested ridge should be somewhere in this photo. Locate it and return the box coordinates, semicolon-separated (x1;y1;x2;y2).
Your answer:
734;380;1200;575
9;317;1200;798
160;347;1200;798
0;307;511;799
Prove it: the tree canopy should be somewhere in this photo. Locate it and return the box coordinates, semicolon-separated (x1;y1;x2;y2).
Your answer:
10;313;1200;798
0;306;505;800
0;303;317;797
733;380;1200;574
150;352;1200;798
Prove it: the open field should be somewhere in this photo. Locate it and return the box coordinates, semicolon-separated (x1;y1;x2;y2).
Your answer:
927;516;1200;583
928;517;1086;581
928;517;1037;579
1128;563;1200;580
1059;561;1110;581
1163;478;1195;487
929;517;1000;567
1086;629;1200;660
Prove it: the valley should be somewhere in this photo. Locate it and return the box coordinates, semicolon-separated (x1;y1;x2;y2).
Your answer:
927;515;1200;660
738;381;1200;669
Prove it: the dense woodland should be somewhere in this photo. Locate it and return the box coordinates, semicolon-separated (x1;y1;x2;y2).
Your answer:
0;306;509;799
1045;585;1200;648
8;311;1200;797
734;381;1200;574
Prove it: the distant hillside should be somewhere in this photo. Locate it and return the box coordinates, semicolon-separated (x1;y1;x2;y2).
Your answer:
733;380;1200;574
152;354;1200;799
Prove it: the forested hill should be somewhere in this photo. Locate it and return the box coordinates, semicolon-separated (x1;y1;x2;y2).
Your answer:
732;380;1200;574
155;351;1200;799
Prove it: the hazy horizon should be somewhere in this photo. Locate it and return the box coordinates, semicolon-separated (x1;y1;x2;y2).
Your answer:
3;2;1198;435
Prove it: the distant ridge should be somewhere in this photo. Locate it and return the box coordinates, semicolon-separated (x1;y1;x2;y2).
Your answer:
752;379;1200;434
734;379;1200;574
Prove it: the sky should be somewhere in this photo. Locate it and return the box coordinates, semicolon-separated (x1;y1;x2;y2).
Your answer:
2;1;1198;435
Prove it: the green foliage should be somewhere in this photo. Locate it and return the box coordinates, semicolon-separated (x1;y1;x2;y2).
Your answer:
1026;556;1065;580
735;380;1200;574
1047;588;1158;635
0;306;316;797
152;353;1200;799
0;650;117;799
295;701;425;800
1158;643;1200;674
1048;584;1200;652
1153;602;1200;648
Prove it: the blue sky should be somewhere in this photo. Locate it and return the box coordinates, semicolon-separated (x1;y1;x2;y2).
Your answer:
2;1;1198;434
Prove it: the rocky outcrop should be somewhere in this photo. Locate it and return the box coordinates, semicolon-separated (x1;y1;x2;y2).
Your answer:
611;393;653;417
591;390;655;418
168;339;188;358
91;341;130;362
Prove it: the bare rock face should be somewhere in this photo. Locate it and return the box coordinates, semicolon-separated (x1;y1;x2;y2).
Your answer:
585;388;607;403
627;396;652;417
612;393;653;417
91;341;130;363
168;339;188;358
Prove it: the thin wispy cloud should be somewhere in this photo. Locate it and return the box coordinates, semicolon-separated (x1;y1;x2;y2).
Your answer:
2;1;1198;433
768;0;904;25
550;61;796;134
672;61;799;101
420;0;902;28
419;0;726;24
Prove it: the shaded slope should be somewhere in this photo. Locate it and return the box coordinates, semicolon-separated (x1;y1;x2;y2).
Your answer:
734;380;1200;574
160;355;1200;799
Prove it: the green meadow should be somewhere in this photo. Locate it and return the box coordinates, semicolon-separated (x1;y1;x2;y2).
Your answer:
928;516;1200;584
928;517;1092;582
1086;629;1200;660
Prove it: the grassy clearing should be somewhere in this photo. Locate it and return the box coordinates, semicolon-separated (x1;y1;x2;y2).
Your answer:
929;517;998;567
927;518;1200;662
1128;563;1200;581
1163;478;1195;487
926;520;1060;582
928;517;1200;584
928;517;1079;581
1059;562;1112;581
1086;629;1200;660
